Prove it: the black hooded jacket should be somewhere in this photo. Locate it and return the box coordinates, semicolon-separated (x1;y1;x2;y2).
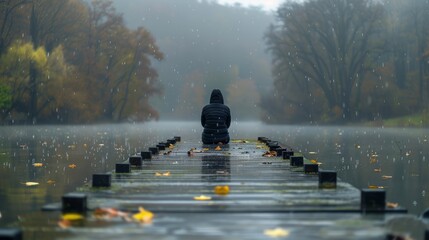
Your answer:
201;89;231;144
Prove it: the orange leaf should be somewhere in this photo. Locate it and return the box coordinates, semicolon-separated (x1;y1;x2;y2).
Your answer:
214;185;230;195
68;164;77;169
215;146;222;151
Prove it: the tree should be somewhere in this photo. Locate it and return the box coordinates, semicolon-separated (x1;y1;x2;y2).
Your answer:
266;0;384;122
0;0;31;54
0;42;73;122
82;0;163;122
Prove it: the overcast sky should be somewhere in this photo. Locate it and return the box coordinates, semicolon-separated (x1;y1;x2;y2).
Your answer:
217;0;284;11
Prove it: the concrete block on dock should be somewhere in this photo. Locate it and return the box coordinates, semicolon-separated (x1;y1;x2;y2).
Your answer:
174;136;181;142
115;163;130;173
318;170;337;188
361;189;386;212
269;145;281;151
0;228;22;240
167;139;176;145
304;164;319;174
92;173;111;187
141;151;152;160
258;137;268;143
282;151;294;159
156;143;166;150
149;147;159;155
129;155;142;166
290;156;304;167
62;193;87;213
276;148;287;156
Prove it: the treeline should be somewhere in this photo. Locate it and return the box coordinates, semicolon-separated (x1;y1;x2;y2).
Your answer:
0;0;163;124
263;0;429;124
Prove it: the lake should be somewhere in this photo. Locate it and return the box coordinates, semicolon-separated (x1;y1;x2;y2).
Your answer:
0;121;428;226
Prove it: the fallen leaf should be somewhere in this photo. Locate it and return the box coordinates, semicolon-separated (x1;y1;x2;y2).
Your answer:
24;182;39;186
264;228;290;238
382;175;392;179
215;146;222;151
47;180;55;184
132;207;154;223
58;219;71;229
62;213;84;221
33;163;43;167
93;208;131;221
68;164;77;169
193;195;212;201
214;185;230;195
310;159;318;164
155;171;170;176
374;168;382;172
368;185;384;189
386;202;399;208
168;144;174;149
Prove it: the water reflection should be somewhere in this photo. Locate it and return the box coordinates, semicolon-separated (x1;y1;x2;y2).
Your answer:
201;155;231;182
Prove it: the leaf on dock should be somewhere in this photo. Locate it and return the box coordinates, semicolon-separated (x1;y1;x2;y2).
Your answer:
215;146;222;151
132;207;154;224
264;227;290;238
68;164;77;169
214;185;230;195
386;202;399;208
262;151;277;157
381;175;392;179
368;185;384;189
33;163;43;167
61;213;84;221
93;208;131;221
155;171;171;176
373;168;382;172
193;195;212;201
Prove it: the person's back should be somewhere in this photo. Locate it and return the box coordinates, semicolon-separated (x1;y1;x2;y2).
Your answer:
201;89;231;144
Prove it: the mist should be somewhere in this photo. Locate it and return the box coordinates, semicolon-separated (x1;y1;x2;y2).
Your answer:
112;0;275;121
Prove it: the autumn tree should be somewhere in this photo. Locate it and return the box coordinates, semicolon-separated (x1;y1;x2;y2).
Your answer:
266;0;384;122
83;0;163;122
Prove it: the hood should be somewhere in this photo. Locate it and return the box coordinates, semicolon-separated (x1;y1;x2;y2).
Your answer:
209;89;224;104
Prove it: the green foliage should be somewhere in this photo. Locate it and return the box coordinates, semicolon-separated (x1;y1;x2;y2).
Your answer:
0;84;12;109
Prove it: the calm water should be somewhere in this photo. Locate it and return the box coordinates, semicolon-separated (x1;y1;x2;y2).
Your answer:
0;121;428;226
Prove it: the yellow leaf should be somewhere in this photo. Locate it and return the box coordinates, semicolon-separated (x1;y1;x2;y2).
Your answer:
62;213;84;221
68;164;77;169
33;163;43;167
368;185;384;189
264;228;290;238
47;180;55;184
214;185;230;195
203;148;210;151
215;146;222;151
24;182;39;186
169;144;174;149
193;195;212;201
382;175;392;179
155;171;170;176
132;207;154;223
310;159;318;164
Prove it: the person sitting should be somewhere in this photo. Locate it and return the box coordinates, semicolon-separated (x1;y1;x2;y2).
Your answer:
201;89;231;144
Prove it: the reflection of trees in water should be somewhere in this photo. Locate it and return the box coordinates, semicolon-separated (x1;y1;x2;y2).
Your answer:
201;155;231;183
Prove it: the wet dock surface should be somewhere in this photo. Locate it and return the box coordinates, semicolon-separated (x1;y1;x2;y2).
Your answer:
15;138;422;239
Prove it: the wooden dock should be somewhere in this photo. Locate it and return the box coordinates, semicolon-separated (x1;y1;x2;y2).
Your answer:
8;137;423;239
